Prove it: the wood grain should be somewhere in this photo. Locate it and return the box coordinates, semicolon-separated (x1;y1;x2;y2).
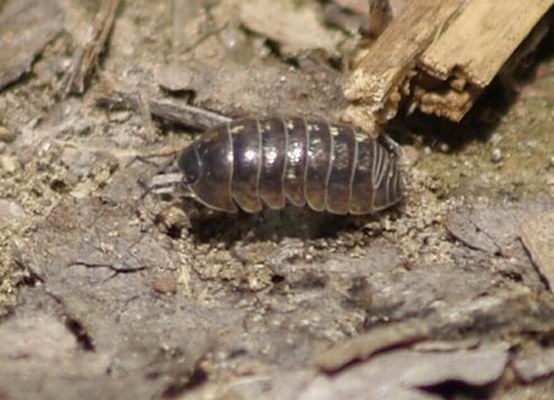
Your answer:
421;0;554;86
342;0;553;131
416;0;554;121
342;0;466;133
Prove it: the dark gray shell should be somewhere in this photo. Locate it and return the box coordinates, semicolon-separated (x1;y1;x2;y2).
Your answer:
178;116;404;214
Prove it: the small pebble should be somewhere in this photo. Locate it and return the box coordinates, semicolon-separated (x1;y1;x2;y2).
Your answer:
0;155;17;173
491;148;503;163
489;132;503;146
152;276;178;295
109;111;131;123
0;126;15;143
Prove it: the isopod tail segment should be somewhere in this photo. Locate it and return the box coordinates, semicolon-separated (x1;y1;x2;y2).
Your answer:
176;117;406;215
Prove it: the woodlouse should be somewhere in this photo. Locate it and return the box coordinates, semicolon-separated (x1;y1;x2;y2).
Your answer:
177;116;404;215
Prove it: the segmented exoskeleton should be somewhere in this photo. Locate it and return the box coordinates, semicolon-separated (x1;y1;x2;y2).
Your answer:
178;116;404;214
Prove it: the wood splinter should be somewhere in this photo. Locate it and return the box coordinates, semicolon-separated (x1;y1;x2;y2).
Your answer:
94;85;231;131
63;0;121;96
343;0;554;133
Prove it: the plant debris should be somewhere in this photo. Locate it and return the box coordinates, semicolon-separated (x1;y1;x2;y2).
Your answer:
63;0;120;95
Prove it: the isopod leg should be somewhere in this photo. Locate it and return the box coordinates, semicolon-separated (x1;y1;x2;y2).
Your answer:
378;133;403;158
378;132;407;207
378;132;407;179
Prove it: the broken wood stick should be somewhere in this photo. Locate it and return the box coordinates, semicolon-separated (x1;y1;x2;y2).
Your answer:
367;0;394;37
415;0;553;121
343;0;465;134
95;86;231;131
343;0;554;133
64;0;121;95
315;319;431;372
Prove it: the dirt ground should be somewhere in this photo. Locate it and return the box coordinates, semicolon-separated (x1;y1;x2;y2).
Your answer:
1;1;554;399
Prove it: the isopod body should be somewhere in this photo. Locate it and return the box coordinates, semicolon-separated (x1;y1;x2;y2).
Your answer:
178;116;404;215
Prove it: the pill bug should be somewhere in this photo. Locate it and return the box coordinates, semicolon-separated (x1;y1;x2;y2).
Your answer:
177;116;404;215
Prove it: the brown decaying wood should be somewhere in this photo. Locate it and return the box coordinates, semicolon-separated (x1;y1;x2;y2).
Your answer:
343;0;554;132
421;0;553;86
315;320;431;372
415;0;554;121
64;0;121;95
367;0;391;37
342;0;466;134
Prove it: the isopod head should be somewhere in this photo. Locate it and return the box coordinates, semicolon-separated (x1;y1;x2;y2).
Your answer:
178;143;202;185
178;126;238;213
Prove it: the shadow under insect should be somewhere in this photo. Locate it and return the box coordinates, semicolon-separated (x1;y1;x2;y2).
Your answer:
156;194;381;246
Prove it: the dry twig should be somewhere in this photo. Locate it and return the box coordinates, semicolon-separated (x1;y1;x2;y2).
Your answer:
343;0;554;132
63;0;121;95
95;86;231;131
